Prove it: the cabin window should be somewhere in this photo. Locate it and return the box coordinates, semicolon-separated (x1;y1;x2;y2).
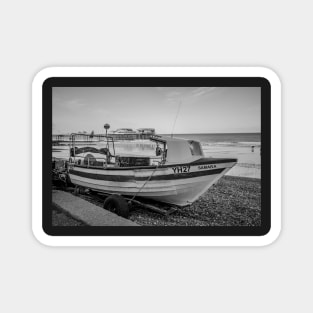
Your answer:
188;141;204;156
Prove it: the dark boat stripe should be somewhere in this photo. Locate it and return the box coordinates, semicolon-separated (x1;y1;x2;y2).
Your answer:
69;168;225;182
72;157;237;171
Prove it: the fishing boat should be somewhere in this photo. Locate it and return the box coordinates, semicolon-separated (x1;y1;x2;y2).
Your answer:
68;132;237;210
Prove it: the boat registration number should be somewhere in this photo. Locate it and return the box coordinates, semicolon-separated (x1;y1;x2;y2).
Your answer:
172;166;190;173
198;164;216;169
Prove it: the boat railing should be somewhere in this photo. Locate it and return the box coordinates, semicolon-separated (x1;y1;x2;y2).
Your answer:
68;133;116;168
70;154;114;168
69;133;116;157
70;154;163;169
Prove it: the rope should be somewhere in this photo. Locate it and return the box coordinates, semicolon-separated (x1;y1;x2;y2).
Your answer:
129;163;160;203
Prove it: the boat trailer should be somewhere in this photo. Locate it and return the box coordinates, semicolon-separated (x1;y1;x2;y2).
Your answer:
73;185;178;218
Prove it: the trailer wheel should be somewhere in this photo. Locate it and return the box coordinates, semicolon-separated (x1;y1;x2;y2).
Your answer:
73;186;79;196
103;195;129;218
74;186;84;195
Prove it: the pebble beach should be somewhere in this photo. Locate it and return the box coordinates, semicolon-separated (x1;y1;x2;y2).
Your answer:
52;175;261;227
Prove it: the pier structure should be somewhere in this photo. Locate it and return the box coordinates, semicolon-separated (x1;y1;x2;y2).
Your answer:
52;128;156;144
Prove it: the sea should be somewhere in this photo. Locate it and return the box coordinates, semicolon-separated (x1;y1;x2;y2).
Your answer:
53;133;261;179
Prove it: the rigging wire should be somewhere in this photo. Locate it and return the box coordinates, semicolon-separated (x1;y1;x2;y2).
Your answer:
171;100;182;138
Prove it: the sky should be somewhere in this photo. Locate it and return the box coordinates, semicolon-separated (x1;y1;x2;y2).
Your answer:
52;87;260;134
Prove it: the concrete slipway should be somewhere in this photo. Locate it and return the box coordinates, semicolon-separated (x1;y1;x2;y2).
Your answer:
52;190;138;226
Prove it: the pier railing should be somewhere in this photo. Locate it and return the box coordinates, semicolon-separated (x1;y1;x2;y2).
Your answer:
53;132;154;144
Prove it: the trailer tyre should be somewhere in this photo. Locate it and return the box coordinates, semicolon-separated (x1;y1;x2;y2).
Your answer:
103;195;129;218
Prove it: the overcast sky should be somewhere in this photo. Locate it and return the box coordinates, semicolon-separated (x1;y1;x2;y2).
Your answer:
52;87;260;134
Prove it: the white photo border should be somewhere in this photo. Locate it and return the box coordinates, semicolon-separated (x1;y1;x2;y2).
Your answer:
32;67;281;246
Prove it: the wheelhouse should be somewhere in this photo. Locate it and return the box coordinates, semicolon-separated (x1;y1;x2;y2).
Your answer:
150;135;204;164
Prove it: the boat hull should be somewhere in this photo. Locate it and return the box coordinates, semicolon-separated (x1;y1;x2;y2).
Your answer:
68;159;236;206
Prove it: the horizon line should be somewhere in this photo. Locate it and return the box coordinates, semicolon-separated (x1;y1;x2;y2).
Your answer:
52;131;261;135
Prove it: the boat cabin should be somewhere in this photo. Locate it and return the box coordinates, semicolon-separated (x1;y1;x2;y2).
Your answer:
150;135;204;164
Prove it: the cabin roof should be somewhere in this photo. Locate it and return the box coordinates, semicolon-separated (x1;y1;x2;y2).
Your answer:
150;135;204;164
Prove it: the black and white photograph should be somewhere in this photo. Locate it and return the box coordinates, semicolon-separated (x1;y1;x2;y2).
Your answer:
51;85;262;229
6;0;313;310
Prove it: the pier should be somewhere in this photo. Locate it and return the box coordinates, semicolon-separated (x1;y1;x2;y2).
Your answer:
52;128;155;145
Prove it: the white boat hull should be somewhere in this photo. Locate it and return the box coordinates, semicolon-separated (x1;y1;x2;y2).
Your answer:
68;159;236;206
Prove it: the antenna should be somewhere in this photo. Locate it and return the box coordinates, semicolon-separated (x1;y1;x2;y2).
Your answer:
171;100;182;138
